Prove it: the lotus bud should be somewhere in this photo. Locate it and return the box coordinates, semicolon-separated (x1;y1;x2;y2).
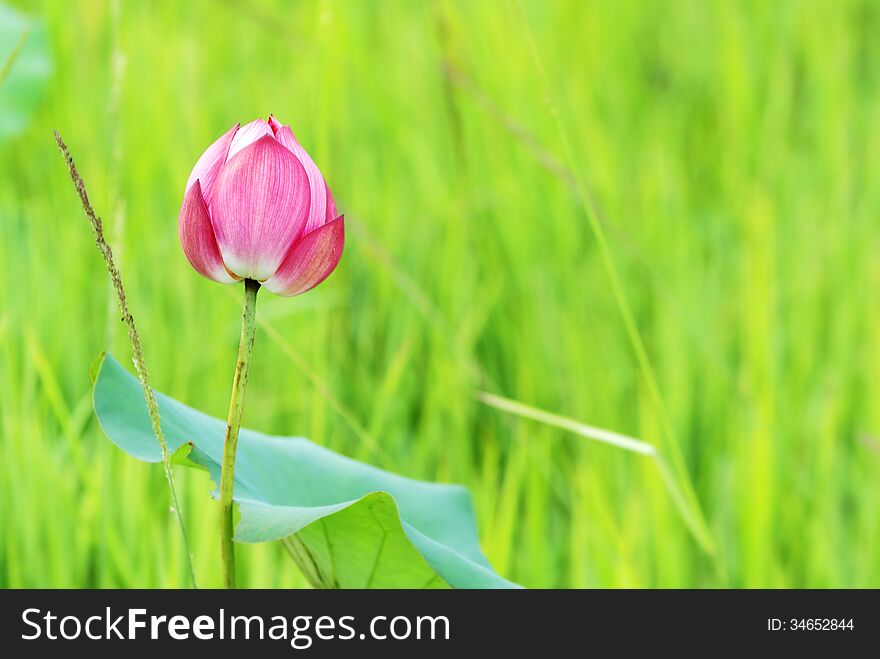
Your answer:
178;115;344;296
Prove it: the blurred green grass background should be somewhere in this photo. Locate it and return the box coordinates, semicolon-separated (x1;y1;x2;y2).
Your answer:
2;0;879;588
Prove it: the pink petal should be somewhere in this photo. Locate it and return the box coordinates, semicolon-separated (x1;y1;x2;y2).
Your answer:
263;215;344;297
185;123;239;202
268;114;284;134
210;135;310;280
273;124;332;234
226;118;274;163
178;181;236;284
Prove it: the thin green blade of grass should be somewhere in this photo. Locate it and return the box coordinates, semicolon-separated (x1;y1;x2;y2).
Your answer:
0;25;29;87
476;392;656;456
476;391;718;560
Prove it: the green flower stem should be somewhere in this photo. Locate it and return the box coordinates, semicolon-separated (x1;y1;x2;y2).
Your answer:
220;277;260;589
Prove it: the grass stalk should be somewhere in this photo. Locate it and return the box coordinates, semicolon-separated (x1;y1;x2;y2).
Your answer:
53;130;198;588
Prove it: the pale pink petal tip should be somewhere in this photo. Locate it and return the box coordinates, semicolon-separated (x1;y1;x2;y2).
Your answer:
272;124;331;234
211;135;311;281
178;181;236;284
268;114;284;133
272;123;298;153
264;215;345;297
185;123;239;200
226;118;274;162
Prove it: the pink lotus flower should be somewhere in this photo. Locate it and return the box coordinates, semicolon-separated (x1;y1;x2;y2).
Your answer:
178;115;343;296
